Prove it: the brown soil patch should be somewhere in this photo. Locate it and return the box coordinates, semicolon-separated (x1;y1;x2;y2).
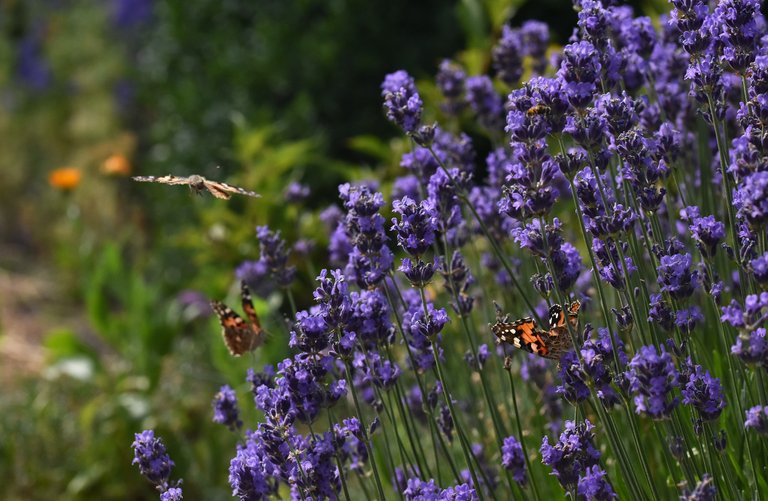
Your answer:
0;266;50;380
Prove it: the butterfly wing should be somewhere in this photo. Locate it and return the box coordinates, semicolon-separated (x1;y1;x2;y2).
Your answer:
240;281;263;332
203;180;261;200
211;300;259;356
540;301;581;360
492;317;556;359
132;175;190;185
566;300;581;329
547;304;565;331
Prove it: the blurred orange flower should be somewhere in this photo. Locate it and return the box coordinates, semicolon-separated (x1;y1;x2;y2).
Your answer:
49;167;82;190
101;154;132;176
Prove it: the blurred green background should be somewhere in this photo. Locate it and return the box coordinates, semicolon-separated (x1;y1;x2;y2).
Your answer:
0;0;664;498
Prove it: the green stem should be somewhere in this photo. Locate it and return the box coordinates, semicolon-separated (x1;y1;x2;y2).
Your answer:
425;145;542;325
383;279;463;484
336;346;387;500
415;286;487;499
328;408;353;501
505;364;542;501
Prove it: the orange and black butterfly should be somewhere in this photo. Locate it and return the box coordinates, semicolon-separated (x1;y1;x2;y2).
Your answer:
211;281;265;356
491;300;581;360
132;174;260;200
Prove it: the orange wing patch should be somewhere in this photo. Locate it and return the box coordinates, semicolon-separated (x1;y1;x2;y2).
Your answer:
492;300;582;361
211;281;264;356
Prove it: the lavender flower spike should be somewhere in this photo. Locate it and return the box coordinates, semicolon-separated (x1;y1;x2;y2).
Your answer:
382;70;423;133
131;430;175;489
501;435;527;486
212;385;243;431
540;419;601;489
626;345;680;420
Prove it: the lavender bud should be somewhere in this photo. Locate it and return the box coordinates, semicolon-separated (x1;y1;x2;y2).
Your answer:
369;417;381;436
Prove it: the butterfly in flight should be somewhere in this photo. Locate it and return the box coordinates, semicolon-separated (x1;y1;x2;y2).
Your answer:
211;281;265;356
132;174;261;200
491;300;581;361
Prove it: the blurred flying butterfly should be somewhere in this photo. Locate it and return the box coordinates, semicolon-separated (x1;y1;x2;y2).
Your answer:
211;281;265;356
491;300;581;361
132;174;261;200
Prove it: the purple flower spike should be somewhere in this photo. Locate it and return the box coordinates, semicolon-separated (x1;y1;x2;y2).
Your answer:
382;70;423;133
339;184;394;288
465;75;504;131
681;361;726;421
657;253;699;300
750;251;768;285
251;225;297;290
131;430;175;488
501;435;527;485
557;351;591;403
745;405;768;434
557;41;601;109
437;59;467;114
212;385;243;431
391;196;438;257
731;328;767;368
521;21;550;74
689;213;726;258
493;26;524;86
540;419;601;490
577;465;617;500
679;474;716;500
626;345;680;420
711;0;762;73
160;487;183;501
734;172;768;230
675;306;704;335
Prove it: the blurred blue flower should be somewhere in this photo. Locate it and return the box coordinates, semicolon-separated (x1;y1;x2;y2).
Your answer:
626;345;680;420
284;182;310;204
540;419;601;490
577;465;617;500
212;385;242;431
681;360;726;421
131;430;175;488
745;405;768;434
500;435;527;485
382;70;423;133
112;0;153;27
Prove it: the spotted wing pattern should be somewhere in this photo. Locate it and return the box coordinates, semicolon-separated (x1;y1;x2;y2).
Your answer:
492;317;556;359
132;174;260;199
492;300;581;361
132;175;191;185
211;282;264;356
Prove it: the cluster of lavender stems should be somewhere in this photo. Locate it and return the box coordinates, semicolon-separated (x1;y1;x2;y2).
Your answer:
133;0;768;499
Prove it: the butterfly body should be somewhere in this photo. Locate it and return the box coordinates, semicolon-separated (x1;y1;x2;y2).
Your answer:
211;282;264;356
492;301;581;361
132;174;261;200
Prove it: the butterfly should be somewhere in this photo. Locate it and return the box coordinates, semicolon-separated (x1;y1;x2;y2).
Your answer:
132;174;261;200
210;281;265;356
491;300;581;361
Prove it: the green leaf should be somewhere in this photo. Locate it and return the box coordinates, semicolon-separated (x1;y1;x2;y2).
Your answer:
347;135;392;161
44;329;98;362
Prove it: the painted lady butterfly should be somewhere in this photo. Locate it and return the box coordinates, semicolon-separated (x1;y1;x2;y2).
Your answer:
211;281;265;356
132;174;261;200
491;300;581;360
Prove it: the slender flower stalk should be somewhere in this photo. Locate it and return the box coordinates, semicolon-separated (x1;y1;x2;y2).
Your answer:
129;1;768;498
